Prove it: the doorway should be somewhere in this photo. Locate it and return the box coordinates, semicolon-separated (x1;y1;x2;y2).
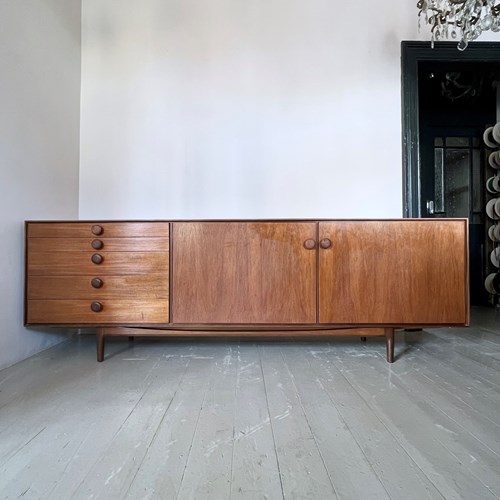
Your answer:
402;42;500;306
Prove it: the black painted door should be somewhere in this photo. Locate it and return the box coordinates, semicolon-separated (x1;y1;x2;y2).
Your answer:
418;62;496;305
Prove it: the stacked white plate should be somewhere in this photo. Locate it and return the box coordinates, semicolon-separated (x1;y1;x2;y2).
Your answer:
485;273;500;294
486;199;500;220
488;225;500;242
483;123;500;150
484;122;500;294
486;175;500;193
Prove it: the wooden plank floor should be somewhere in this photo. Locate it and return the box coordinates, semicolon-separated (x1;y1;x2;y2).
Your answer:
1;307;500;499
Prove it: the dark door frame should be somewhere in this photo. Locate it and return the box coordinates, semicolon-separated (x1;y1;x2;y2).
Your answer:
401;41;500;217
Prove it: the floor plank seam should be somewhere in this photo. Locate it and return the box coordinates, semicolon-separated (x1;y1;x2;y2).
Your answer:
45;423;96;499
371;350;500;498
421;331;500;374
228;343;239;500
279;347;340;499
417;370;500;429
258;345;286;500
302;348;394;500
322;343;448;500
175;355;216;500
69;375;158;497
412;340;500;390
124;356;193;498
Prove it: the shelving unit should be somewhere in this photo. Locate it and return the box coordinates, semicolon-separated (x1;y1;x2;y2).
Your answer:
483;124;500;300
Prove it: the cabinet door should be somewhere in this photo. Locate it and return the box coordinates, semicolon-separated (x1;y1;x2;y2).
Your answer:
319;220;468;325
172;222;317;324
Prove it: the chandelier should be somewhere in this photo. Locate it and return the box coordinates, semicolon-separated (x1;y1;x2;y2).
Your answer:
417;0;500;50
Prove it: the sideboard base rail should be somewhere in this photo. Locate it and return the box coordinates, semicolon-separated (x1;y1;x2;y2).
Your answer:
95;326;397;363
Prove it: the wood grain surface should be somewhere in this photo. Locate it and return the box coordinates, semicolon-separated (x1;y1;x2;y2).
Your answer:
171;222;317;324
318;220;468;325
27;237;169;253
25;219;469;331
27;275;168;300
27;251;168;276
26;299;168;324
25;221;170;325
27;222;169;238
91;326;387;337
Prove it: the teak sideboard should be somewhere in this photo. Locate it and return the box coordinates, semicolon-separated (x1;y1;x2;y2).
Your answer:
25;219;470;363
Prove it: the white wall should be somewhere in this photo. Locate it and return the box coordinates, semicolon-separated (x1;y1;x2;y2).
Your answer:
79;2;500;220
0;1;81;370
80;1;420;219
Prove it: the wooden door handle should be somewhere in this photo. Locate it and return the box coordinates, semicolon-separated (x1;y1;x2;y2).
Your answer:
304;239;316;250
320;238;332;249
91;225;103;235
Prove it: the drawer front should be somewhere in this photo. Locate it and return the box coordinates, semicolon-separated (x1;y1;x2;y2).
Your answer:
27;300;169;324
27;275;168;300
27;222;169;238
27;251;168;276
27;237;169;253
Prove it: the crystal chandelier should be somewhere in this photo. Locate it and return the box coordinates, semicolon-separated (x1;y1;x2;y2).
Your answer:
417;0;500;50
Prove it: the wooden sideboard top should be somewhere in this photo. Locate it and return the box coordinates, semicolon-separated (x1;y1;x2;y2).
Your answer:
26;218;468;222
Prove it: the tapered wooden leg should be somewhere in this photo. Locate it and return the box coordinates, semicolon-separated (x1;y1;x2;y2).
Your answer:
385;328;395;363
360;337;367;342
96;328;105;362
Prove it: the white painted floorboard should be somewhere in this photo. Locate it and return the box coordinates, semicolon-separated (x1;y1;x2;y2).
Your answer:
1;307;500;499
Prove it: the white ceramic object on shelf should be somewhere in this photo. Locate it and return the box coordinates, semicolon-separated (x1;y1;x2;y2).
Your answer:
494;199;500;218
491;247;500;268
487;176;498;193
484;126;499;148
493;122;500;144
485;273;499;294
486;198;500;219
488;151;500;169
489;225;499;241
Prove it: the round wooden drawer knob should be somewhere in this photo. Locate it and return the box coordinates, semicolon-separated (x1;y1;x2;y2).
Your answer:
91;278;103;289
303;239;316;250
91;253;103;264
91;225;103;236
320;238;332;249
91;301;103;313
91;239;104;250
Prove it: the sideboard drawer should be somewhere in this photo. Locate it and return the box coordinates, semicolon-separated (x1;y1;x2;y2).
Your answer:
27;237;169;253
26;299;169;324
27;251;168;276
25;221;171;326
27;222;168;238
27;275;168;300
